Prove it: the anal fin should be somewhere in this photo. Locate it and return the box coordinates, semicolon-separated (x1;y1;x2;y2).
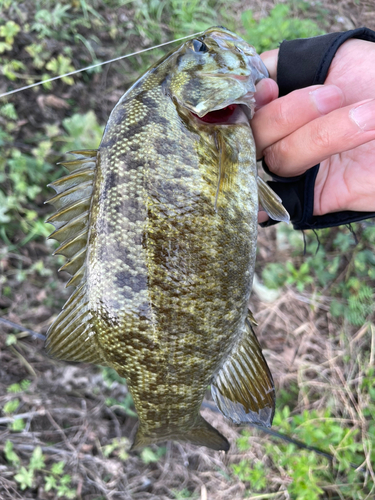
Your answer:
211;318;275;427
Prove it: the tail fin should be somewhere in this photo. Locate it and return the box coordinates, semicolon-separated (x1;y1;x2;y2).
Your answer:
131;415;229;452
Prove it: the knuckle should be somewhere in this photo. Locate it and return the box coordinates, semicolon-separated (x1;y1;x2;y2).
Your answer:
272;100;295;129
311;122;332;151
264;144;284;174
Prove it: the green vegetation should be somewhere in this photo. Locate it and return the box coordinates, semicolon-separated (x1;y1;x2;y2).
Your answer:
232;385;375;499
1;1;373;499
101;367;138;418
4;443;76;498
261;223;375;326
242;3;324;53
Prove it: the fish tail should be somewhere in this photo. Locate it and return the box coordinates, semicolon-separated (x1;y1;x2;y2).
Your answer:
131;415;230;452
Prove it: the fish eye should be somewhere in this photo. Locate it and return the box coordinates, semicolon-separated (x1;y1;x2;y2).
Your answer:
192;39;208;53
235;46;244;54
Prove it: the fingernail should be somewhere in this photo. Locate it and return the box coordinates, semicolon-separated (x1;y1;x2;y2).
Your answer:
350;100;375;131
310;85;343;115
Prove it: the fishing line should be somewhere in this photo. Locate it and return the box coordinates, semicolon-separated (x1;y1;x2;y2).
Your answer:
0;32;203;99
201;400;366;472
0;317;46;340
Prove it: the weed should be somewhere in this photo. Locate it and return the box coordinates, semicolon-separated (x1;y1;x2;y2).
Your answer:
234;398;374;498
172;488;199;499
231;460;266;491
261;223;375;326
140;445;167;464
242;4;324;53
101;367;138;417
0;20;20;51
3;398;20;414
4;443;76;497
45;55;75;85
102;437;130;460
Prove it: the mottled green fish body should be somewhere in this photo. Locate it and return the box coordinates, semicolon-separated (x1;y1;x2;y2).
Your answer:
45;27;289;451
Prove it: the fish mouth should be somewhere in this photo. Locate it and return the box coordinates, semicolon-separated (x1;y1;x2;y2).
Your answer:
191;102;252;126
190;90;256;125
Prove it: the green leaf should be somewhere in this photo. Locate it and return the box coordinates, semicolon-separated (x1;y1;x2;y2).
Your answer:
0;20;20;44
5;334;17;346
3;398;20;414
45;475;57;492
140;447;162;464
11;418;26;432
14;466;34;490
51;461;65;475
7;379;31;393
4;440;20;466
29;446;45;471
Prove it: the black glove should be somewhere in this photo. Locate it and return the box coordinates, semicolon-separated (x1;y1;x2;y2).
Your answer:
261;27;375;230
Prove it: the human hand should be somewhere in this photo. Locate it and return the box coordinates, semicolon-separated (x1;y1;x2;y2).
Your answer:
253;39;375;220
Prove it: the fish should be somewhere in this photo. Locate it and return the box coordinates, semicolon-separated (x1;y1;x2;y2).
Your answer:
45;26;289;452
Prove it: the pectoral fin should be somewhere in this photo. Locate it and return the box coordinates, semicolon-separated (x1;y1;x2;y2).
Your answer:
257;176;290;223
213;129;238;211
211;318;275;427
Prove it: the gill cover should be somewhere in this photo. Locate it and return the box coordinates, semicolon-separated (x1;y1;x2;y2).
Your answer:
170;27;268;117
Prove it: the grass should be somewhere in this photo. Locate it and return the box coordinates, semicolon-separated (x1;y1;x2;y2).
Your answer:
1;1;375;499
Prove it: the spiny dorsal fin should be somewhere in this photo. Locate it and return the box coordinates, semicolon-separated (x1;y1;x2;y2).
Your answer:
211;319;275;427
46;150;97;288
56;149;97;173
257;176;290;223
45;151;106;366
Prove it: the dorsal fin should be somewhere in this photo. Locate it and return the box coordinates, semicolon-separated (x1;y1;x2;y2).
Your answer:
211;319;275;427
45;150;106;366
45;150;97;287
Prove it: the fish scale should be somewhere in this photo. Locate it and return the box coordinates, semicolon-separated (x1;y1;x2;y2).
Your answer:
45;26;289;451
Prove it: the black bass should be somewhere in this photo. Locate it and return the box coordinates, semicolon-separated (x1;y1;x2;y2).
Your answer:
45;26;289;452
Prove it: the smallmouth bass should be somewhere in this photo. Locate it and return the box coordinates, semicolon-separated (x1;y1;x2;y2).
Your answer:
45;26;289;451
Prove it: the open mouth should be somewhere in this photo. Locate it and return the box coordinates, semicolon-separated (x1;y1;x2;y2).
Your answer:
191;104;237;124
191;103;252;126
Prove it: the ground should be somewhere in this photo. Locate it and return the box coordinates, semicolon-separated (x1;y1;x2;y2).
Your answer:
0;1;375;499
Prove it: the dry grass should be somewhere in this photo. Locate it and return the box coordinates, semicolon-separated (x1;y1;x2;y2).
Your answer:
1;1;375;498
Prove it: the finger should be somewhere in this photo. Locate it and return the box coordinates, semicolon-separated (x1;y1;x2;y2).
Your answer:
254;78;278;111
258;211;269;224
252;84;344;158
264;98;375;177
260;49;279;81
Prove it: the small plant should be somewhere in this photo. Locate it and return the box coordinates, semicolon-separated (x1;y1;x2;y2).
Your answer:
3;398;20;414
242;3;324;53
172;488;199;499
231;460;266;491
140;446;167;464
4;442;76;497
45;54;75;85
0;20;20;52
102;437;130;460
